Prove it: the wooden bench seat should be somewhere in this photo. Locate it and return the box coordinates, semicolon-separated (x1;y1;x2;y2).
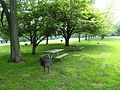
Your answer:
55;53;69;61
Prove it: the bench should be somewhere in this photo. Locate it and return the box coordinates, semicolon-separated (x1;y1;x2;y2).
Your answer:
55;53;70;61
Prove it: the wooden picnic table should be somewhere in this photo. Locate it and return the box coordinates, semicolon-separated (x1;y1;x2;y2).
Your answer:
41;49;70;61
44;49;64;58
71;44;84;51
44;49;64;54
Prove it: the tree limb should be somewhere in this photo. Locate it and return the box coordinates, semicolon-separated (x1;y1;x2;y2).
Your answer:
0;9;4;27
36;36;46;46
0;0;10;27
21;34;31;41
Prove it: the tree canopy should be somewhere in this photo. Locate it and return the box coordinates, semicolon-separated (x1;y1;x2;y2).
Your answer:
0;0;114;55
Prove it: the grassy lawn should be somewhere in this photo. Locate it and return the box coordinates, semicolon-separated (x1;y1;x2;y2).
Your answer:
0;38;120;90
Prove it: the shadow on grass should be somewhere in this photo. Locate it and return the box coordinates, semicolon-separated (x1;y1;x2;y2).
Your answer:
0;41;120;89
0;40;115;71
0;42;114;64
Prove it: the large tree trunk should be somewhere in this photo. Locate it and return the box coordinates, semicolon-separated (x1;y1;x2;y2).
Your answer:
32;43;37;55
0;0;24;62
65;38;69;46
8;0;24;62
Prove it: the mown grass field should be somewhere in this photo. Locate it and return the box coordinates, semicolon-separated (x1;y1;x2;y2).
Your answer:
0;38;120;90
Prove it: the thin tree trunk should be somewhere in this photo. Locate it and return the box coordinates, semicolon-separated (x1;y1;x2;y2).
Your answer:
5;40;8;43
32;43;37;55
85;34;87;40
78;33;81;42
88;35;90;41
101;35;105;40
46;36;48;45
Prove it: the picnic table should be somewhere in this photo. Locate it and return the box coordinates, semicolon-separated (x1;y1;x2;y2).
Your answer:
44;49;64;58
41;49;69;61
44;49;64;54
71;44;80;47
71;44;84;51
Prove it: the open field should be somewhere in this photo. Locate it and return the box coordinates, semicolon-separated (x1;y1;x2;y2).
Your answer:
0;38;120;90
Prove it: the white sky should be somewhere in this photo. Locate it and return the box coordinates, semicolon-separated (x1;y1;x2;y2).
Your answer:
95;0;120;23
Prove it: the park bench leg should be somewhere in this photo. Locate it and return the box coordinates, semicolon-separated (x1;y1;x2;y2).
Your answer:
50;54;55;59
48;54;51;58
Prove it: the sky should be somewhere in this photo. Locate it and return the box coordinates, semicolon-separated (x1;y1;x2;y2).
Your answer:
95;0;120;23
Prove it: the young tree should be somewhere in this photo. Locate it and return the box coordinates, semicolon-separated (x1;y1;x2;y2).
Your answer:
18;1;60;54
54;0;93;46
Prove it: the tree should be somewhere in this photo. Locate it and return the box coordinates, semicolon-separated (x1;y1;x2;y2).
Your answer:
115;22;120;36
77;7;113;40
0;0;24;62
18;1;60;54
52;0;93;46
99;0;115;39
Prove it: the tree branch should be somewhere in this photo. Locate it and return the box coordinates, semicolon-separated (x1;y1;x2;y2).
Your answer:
0;9;4;27
0;0;11;27
36;36;46;46
21;35;31;41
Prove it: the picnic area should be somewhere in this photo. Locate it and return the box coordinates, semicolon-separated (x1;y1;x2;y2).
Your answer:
1;0;120;89
0;38;120;89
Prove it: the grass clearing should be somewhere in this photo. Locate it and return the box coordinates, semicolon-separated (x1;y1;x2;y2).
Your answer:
0;38;120;89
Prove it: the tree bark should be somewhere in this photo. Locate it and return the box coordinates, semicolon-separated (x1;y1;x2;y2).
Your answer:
32;43;37;55
46;36;48;45
78;33;81;42
0;0;10;25
30;39;33;45
85;34;87;40
0;0;24;62
65;38;69;46
5;40;8;43
101;35;104;40
8;0;24;62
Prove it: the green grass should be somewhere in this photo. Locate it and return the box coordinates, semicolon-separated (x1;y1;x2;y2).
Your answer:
0;38;120;90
